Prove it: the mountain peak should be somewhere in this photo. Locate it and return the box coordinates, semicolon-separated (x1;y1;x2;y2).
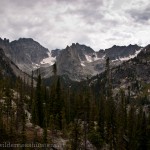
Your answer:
71;43;76;46
66;45;70;49
18;38;34;41
0;37;144;81
112;45;117;48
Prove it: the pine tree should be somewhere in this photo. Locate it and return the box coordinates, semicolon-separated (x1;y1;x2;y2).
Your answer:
116;89;127;150
104;57;117;149
127;105;137;150
29;71;34;111
33;74;44;127
5;85;12;132
53;62;57;76
19;79;26;147
69;120;82;150
98;86;105;140
43;102;47;145
61;107;67;133
137;112;148;150
0;104;4;141
51;77;63;130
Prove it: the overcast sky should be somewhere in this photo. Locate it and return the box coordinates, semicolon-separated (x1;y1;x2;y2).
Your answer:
0;0;150;51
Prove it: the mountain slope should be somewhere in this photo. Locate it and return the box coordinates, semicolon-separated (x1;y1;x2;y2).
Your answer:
0;38;51;73
111;44;150;86
37;43;142;81
0;48;16;78
0;48;32;83
87;44;150;98
99;44;141;60
0;37;142;81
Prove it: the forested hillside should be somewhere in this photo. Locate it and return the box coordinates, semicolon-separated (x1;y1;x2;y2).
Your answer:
0;55;149;149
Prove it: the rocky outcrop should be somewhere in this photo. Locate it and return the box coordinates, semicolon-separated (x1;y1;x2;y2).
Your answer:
111;45;150;85
0;38;50;74
10;38;49;64
35;43;142;81
51;49;61;57
57;44;86;81
89;44;150;91
97;44;141;60
0;48;16;77
0;48;31;82
53;43;142;80
0;37;142;81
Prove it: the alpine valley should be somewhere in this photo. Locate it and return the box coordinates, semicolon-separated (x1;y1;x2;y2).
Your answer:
0;37;150;150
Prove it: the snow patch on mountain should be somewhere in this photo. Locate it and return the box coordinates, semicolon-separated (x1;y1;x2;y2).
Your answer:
81;62;85;67
93;53;101;61
32;63;40;69
102;55;106;59
112;49;142;62
85;55;93;62
119;49;142;61
40;52;56;65
85;53;101;62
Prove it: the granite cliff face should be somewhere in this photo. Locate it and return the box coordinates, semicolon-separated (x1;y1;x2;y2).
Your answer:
0;37;142;81
0;38;50;73
111;44;150;86
0;48;31;82
0;48;16;78
88;44;150;96
99;44;140;60
39;43;142;81
10;38;49;71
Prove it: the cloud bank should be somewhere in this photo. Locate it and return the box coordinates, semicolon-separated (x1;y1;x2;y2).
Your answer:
0;0;150;50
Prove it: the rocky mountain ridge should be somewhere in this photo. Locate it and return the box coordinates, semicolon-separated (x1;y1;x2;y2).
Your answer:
0;38;50;73
39;43;142;81
0;47;31;82
0;37;142;81
86;44;150;100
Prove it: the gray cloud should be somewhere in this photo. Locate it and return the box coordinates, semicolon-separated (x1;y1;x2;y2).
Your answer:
0;0;150;50
125;0;150;23
128;7;150;23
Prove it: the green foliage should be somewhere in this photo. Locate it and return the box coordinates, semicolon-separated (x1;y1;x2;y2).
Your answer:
32;74;44;127
88;129;103;148
68;120;82;150
0;57;149;149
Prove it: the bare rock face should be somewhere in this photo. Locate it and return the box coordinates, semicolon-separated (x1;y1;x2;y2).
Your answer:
51;49;61;57
0;38;12;58
0;37;142;81
0;38;49;74
103;44;150;88
0;48;16;77
57;44;86;81
11;38;49;64
55;43;142;81
0;48;31;82
109;44;150;96
34;43;142;81
96;44;141;60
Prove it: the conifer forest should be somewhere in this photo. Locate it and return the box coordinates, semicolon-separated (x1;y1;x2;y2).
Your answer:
0;58;150;150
